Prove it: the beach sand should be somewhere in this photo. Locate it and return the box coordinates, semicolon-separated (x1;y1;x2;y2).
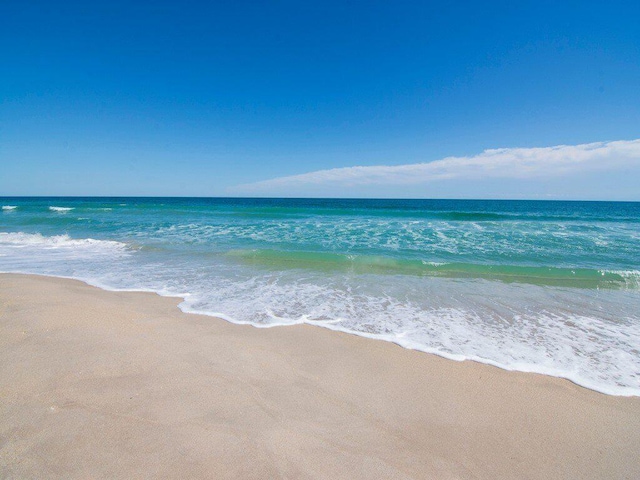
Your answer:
1;273;639;479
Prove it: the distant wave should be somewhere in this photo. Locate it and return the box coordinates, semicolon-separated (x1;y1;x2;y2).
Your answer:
49;206;74;213
2;205;17;211
205;206;640;223
431;211;640;223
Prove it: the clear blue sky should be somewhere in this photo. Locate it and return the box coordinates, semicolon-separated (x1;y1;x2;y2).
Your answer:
1;1;639;198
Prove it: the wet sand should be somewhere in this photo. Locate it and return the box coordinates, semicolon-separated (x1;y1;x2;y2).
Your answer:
1;273;639;479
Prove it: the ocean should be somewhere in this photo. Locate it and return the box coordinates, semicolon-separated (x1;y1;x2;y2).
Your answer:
1;197;639;395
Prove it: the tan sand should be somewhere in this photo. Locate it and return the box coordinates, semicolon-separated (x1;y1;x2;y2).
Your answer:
1;273;639;479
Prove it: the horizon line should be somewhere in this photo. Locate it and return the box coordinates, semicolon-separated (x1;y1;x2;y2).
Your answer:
2;195;640;203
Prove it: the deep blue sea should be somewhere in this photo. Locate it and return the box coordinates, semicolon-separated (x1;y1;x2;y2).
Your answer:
1;197;639;395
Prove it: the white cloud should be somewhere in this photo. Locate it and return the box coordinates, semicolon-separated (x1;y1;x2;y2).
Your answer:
232;139;640;195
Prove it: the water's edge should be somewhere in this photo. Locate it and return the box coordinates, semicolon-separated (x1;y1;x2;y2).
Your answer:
3;269;636;398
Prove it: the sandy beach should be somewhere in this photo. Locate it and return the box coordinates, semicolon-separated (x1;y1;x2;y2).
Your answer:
1;273;639;479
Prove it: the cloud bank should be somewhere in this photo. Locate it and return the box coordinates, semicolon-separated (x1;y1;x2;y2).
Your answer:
232;139;640;197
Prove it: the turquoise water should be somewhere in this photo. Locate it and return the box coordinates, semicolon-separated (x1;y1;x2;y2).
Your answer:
2;197;639;395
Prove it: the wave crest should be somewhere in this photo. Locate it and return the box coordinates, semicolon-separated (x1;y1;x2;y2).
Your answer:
0;232;128;251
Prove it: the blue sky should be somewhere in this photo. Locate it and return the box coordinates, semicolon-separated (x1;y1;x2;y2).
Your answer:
1;1;639;199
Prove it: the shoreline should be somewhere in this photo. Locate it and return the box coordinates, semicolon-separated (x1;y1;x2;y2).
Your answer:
2;270;636;397
1;272;640;479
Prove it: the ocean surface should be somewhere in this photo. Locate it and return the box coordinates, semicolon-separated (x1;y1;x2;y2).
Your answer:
1;197;639;395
